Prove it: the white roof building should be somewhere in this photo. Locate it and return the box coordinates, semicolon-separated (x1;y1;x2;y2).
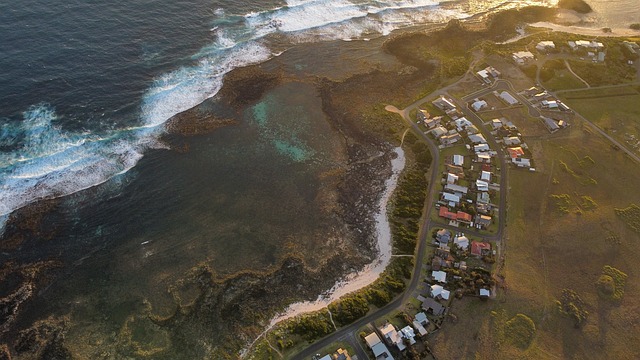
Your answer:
503;136;521;146
454;235;469;249
412;320;428;336
542;100;558;109
431;126;447;137
512;51;535;64
453;154;464;166
446;173;459;184
433;96;457;110
499;91;518;105
490;118;503;129
481;171;491;181
454;117;473;131
442;192;461;204
400;326;417;345
476;179;489;192
477;192;490;204
319;356;331;360
430;284;450;300
477;153;491;163
468;133;487;144
444;183;468;194
512;157;531;168
432;270;447;283
380;323;406;351
474;143;490;153
471;100;488;112
415;312;429;325
536;41;555;52
480;289;491;297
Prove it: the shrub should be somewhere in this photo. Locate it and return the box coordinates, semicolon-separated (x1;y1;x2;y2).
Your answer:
504;314;536;349
597;265;627;301
630;23;640;30
615;203;640;234
556;289;589;327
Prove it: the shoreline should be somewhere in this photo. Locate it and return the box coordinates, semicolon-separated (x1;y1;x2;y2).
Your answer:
530;21;640;37
242;147;406;356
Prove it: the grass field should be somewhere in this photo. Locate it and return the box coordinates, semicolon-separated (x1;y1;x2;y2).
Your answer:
543;68;588;91
430;110;640;359
560;86;640;154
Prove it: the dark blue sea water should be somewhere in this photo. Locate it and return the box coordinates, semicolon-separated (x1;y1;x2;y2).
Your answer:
4;0;629;357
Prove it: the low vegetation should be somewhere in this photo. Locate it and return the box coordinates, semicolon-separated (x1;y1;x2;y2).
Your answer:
597;265;628;302
550;193;572;214
630;23;640;31
615;203;640;234
556;289;589;328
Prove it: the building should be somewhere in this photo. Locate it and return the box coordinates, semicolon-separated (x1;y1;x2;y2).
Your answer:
471;99;488;111
536;40;556;52
430;284;451;300
507;147;525;159
400;326;417;345
490;118;503;130
364;332;395;360
454;235;469;249
447;173;459;184
512;157;531;168
439;206;457;220
442;192;461;205
453;154;464;166
477;192;490;204
468;133;487;144
475;215;492;230
471;241;491;256
512;51;535;64
432;270;447;283
499;91;518;106
440;133;462;146
476;179;489;192
431;126;447;138
541;100;558;109
456;211;472;223
454;117;473;131
480;170;491;182
503;136;521;146
432;96;457;110
480;289;491;298
542;116;560;133
422;297;445;316
436;229;451;243
477;153;491;163
474;143;490;153
444;183;468;194
380;323;406;351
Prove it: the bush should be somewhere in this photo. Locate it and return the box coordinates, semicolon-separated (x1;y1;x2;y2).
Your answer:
504;314;536;349
597;265;627;301
630;23;640;30
557;0;592;13
557;289;589;327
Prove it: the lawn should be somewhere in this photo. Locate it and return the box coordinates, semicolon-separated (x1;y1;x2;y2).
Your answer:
542;68;588;91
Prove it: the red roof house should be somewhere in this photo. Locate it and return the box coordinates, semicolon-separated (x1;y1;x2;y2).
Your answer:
507;147;525;159
439;206;457;220
456;211;472;223
471;241;491;257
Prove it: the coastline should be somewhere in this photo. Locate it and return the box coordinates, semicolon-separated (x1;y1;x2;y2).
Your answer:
530;21;640;37
243;147;406;354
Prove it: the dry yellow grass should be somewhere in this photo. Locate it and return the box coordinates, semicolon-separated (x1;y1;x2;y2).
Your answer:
431;111;640;359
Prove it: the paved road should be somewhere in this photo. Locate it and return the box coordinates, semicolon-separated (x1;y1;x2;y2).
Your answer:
293;103;443;360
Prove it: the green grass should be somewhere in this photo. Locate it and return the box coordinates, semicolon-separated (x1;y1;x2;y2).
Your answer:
615;203;640;233
543;69;588;91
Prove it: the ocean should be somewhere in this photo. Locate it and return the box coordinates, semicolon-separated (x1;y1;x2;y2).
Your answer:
1;0;634;357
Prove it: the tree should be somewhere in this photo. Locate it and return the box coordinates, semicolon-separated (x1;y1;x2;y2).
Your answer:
556;288;589;328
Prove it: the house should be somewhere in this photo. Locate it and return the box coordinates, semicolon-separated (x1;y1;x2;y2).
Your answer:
536;40;555;52
442;192;461;205
466;124;480;134
512;157;531;168
477;192;490;204
542;116;560;132
512;51;534;64
597;52;605;62
447;173;459;184
430;284;451;300
475;215;492;229
422;297;445;316
477;69;491;83
474;143;490;153
490;118;503;130
507;147;525;159
454;235;469;249
364;332;395;360
453;154;464;166
431;126;447;138
477;153;491;163
457;211;472;223
380;323;406;351
482;163;491;172
503;136;521;146
480;289;491;298
480;171;491;182
477;202;491;214
412;320;428;336
414;312;429;327
436;228;451;244
541;100;558;109
417;109;430;121
454;117;473;131
471;100;488;111
468;133;487;144
439;206;457;220
320;356;332;360
471;241;491;256
440;133;462;146
433;96;457;111
499;91;518;105
476;179;489;192
400;326;417;345
432;270;447;283
444;183;468;195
